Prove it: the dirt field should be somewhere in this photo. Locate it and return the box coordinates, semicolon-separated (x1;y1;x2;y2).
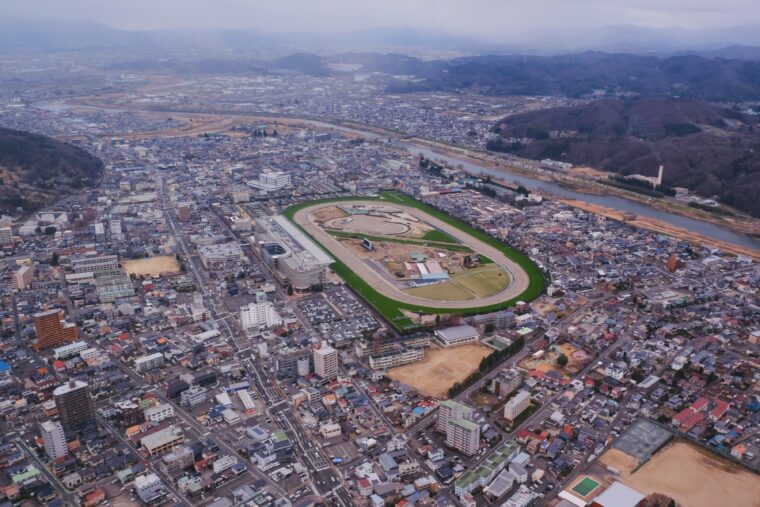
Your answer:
122;256;180;276
614;442;760;507
598;447;640;474
519;342;585;376
387;344;492;398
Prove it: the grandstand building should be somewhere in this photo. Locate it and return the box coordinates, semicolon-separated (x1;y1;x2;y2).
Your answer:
255;215;332;293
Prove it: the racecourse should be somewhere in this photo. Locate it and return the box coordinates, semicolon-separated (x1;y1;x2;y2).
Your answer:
292;199;531;309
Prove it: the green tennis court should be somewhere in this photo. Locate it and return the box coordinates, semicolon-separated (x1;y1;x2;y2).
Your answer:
572;477;600;496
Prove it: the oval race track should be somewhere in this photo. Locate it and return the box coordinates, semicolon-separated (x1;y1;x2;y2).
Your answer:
292;200;531;310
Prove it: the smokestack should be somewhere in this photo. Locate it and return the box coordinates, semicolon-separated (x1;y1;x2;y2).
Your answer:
657;165;664;186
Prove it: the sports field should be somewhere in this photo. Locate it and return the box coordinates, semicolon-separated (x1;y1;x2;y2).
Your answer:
621;442;760;507
386;344;492;398
122;256;180;276
572;477;600;496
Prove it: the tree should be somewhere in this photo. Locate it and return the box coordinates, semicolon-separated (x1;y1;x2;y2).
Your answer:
44;226;56;235
50;252;59;266
287;285;294;296
556;353;568;368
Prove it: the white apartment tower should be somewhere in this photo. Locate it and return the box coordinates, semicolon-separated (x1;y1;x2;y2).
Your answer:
240;302;282;330
437;399;474;433
446;418;480;456
40;420;68;460
313;344;339;380
503;390;531;421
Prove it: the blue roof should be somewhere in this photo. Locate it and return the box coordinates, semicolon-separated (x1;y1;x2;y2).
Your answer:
0;360;10;372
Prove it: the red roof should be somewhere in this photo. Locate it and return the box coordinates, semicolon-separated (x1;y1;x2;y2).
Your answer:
692;397;710;411
710;399;730;419
680;411;705;431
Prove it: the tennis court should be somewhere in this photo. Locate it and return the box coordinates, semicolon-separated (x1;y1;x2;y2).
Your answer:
572;477;600;496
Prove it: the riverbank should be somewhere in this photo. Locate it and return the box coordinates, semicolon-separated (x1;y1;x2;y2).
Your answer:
561;199;760;260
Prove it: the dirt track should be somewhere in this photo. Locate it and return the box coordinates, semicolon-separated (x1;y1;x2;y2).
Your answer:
292;200;531;309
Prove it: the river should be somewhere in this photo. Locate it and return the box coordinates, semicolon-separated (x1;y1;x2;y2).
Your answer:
399;143;760;253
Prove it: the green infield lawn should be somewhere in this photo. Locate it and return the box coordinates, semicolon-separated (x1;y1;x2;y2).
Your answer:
405;281;476;301
451;265;510;298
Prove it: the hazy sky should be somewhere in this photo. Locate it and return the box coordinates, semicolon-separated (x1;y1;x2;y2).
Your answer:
2;0;758;37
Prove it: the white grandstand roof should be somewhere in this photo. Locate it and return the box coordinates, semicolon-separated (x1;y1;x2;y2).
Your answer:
273;215;333;265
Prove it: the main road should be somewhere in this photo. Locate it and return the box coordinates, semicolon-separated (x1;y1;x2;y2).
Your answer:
292;199;532;309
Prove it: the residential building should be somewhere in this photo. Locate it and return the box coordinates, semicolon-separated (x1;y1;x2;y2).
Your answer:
437;399;474;433
446;418;480;456
504;390;531;422
53;380;95;434
135;352;165;373
314;344;339;380
135;473;163;503
33;309;79;350
240;302;282;330
145;403;174;424
0;226;13;246
39;420;68;460
12;265;34;291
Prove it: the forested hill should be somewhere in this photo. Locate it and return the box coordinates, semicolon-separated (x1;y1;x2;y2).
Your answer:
488;98;760;217
0;127;103;216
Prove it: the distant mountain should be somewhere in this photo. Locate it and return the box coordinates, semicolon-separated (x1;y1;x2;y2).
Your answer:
372;52;760;101
488;98;760;217
0;128;103;216
4;17;760;57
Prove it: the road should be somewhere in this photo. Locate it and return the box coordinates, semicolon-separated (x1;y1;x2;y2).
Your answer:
162;184;353;506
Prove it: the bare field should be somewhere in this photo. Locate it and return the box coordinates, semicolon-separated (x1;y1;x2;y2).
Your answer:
607;442;760;507
122;256;180;276
387;344;491;398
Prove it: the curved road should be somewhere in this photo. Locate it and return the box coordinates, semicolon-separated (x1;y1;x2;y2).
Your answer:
293;200;531;309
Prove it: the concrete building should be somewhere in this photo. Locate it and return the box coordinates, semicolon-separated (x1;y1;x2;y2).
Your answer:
145;403;174;424
503;390;531;422
240;302;282;330
180;386;207;408
71;254;120;275
33;309;79;350
135;352;165;373
368;347;424;370
434;325;479;347
319;422;342;439
12;265;34;291
53;380;95;434
39;420;68;460
141;426;184;456
0;226;13;246
198;243;245;268
446;418;480;456
248;171;291;192
95;273;135;303
493;368;522;398
135;473;163;503
53;341;88;360
256;215;332;293
314;344;339;380
437;399;474;433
